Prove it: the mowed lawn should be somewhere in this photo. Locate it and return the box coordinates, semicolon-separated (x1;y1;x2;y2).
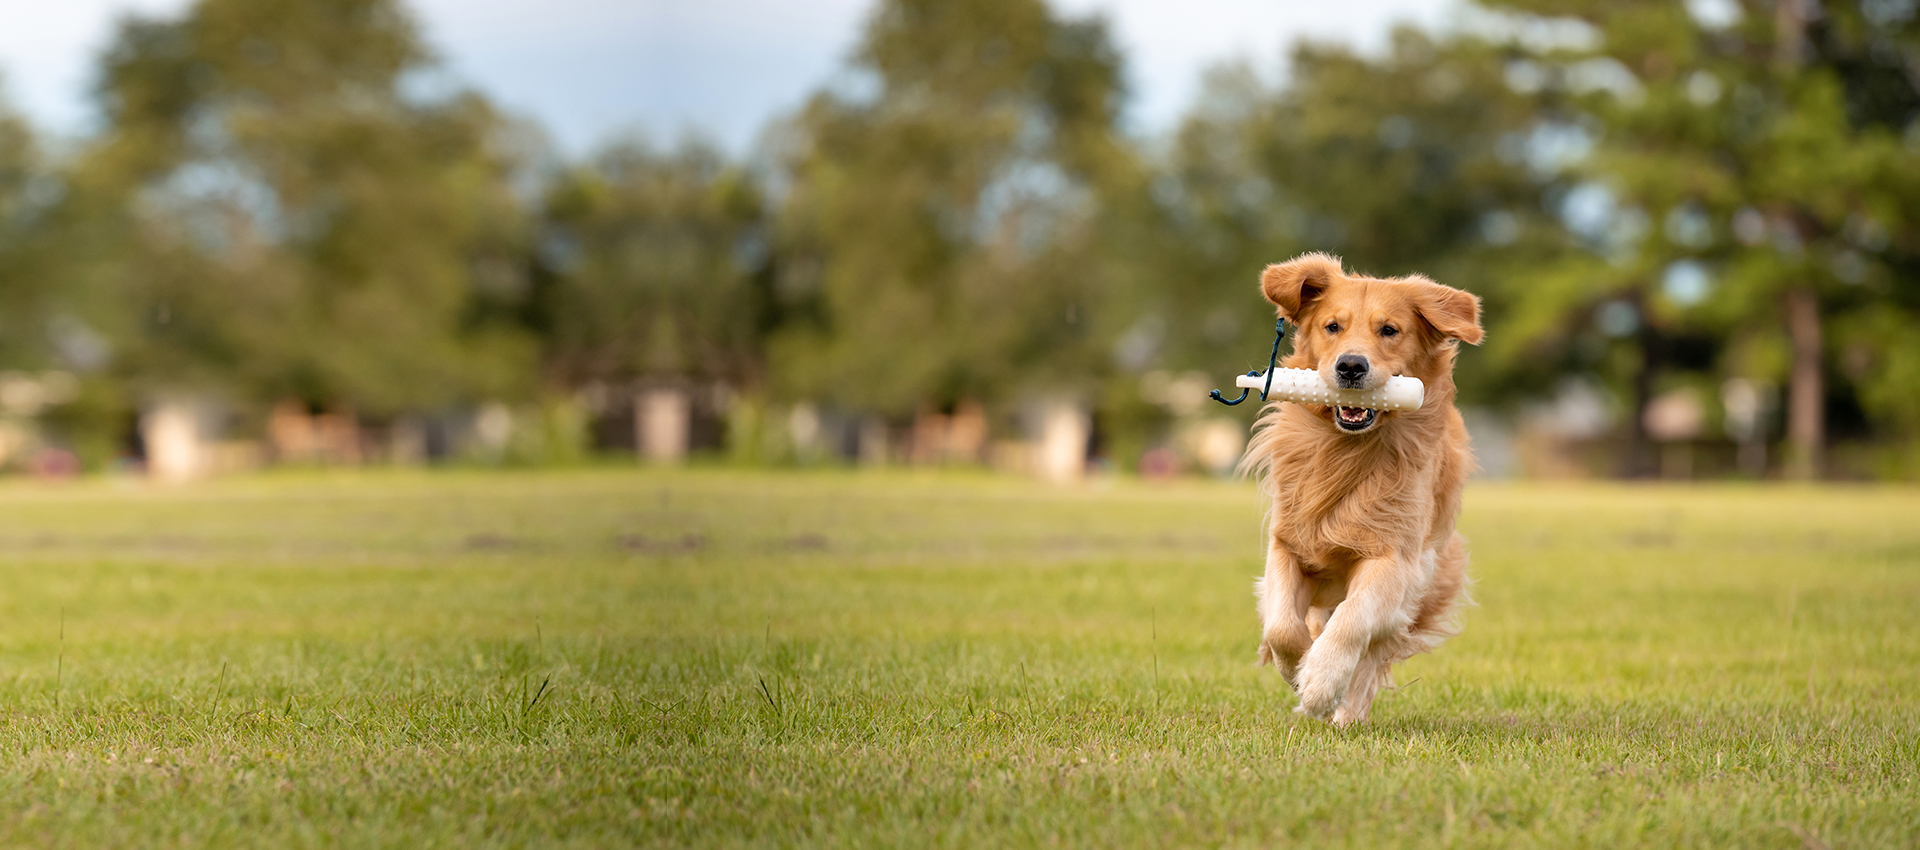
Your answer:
0;470;1912;847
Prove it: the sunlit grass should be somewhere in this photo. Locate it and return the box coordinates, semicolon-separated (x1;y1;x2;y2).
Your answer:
0;469;1912;846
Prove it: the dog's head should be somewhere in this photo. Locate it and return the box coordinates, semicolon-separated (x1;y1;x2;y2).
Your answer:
1260;252;1483;435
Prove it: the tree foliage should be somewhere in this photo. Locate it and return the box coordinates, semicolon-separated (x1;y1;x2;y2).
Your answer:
63;0;534;415
1478;0;1920;473
771;0;1134;416
0;92;56;367
532;138;772;390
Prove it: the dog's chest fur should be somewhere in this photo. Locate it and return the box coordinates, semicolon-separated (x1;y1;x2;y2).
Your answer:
1260;404;1454;566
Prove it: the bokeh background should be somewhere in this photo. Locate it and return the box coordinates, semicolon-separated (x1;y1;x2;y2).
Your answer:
0;0;1914;483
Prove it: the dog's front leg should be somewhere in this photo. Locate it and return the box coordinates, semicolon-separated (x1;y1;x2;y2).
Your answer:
1255;542;1313;687
1294;554;1415;721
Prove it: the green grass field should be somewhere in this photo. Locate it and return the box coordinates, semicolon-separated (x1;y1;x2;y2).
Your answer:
0;469;1913;847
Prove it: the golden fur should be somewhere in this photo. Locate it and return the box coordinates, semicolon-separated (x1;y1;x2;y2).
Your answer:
1243;252;1483;726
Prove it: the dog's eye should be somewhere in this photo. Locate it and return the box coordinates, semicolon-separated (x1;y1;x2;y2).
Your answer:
1324;323;1340;334
1380;325;1398;337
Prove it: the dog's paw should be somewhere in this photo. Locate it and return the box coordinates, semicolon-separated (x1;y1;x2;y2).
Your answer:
1293;665;1345;721
1295;689;1342;721
1293;642;1360;721
1330;702;1368;728
1258;639;1305;689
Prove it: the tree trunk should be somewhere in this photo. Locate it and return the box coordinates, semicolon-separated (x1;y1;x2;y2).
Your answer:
1784;287;1823;480
1776;6;1821;480
1774;0;1807;69
1622;317;1660;479
1614;290;1666;479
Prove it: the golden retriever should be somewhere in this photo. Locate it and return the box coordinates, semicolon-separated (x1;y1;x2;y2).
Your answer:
1243;252;1482;726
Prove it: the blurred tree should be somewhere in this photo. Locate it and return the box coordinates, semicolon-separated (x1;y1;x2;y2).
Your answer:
0;90;55;367
1485;0;1920;477
0;92;148;469
532;137;773;390
772;0;1135;419
56;0;536;418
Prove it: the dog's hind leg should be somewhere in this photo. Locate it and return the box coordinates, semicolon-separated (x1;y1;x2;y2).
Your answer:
1255;542;1314;688
1403;533;1472;658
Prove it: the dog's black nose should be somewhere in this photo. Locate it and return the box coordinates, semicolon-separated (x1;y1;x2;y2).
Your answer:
1334;354;1370;386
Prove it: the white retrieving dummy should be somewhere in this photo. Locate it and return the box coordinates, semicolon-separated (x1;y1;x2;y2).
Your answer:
1234;368;1425;411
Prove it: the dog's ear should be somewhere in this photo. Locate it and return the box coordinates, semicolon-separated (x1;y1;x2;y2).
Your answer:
1260;253;1342;321
1408;277;1484;345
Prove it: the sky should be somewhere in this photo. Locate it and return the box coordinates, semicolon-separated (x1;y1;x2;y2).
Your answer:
0;0;1454;157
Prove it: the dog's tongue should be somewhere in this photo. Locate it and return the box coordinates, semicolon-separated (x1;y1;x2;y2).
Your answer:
1338;406;1370;423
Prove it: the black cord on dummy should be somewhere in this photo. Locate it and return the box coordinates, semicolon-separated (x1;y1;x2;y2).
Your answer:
1209;318;1287;406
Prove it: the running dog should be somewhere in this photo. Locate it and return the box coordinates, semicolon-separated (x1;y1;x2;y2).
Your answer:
1244;252;1483;726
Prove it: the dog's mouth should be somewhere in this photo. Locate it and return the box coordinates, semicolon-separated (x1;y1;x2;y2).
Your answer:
1334;406;1379;433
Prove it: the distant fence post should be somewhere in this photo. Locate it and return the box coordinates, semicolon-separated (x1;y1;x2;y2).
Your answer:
637;387;690;465
141;399;205;482
1035;401;1089;484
